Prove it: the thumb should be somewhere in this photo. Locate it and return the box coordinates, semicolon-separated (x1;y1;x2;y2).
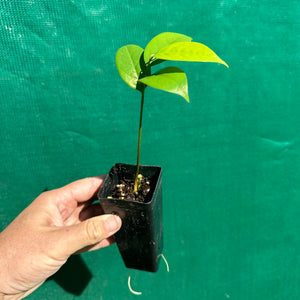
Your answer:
53;214;122;258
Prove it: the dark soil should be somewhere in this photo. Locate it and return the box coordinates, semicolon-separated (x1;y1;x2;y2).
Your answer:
110;174;151;202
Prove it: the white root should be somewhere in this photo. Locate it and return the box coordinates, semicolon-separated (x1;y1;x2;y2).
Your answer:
158;253;170;272
128;270;142;296
127;254;169;295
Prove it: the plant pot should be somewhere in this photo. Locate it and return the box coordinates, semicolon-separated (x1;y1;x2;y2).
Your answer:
97;163;163;272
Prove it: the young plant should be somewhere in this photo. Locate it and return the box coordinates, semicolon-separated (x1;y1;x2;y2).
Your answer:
116;32;228;193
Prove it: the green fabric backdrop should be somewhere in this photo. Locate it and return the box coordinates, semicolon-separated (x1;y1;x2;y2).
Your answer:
1;0;299;299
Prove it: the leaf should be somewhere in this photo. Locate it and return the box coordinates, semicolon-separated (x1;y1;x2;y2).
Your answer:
138;67;190;102
156;42;229;68
144;32;192;65
115;45;144;90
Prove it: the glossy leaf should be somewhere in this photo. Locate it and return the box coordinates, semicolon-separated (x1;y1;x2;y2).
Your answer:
138;67;189;102
144;32;192;65
156;42;229;68
116;45;144;90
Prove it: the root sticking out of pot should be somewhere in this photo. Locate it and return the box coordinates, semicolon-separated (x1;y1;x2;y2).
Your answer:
158;254;170;272
128;270;142;295
127;254;169;295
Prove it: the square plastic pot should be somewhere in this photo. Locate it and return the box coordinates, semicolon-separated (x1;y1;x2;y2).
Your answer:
97;163;163;272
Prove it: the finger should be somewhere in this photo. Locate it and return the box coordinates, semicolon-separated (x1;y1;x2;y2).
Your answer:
75;236;115;254
53;214;122;258
79;203;104;221
57;177;103;203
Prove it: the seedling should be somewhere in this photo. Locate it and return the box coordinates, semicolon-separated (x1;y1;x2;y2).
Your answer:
98;33;228;273
115;32;228;194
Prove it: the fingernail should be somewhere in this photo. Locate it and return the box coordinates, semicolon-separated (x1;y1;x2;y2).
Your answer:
105;215;121;232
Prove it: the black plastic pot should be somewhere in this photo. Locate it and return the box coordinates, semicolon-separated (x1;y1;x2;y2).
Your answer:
97;163;163;272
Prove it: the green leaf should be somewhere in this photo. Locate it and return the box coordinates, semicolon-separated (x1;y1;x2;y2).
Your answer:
115;45;144;90
138;67;190;102
144;32;192;65
156;42;229;68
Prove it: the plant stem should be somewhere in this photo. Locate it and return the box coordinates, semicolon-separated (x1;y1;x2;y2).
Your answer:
134;90;145;192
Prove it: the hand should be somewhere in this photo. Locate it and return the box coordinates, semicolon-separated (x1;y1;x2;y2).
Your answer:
0;177;122;299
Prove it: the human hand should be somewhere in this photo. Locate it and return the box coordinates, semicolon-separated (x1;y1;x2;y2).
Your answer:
0;177;122;299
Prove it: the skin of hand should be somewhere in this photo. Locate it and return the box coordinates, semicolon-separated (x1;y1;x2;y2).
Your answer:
0;177;122;300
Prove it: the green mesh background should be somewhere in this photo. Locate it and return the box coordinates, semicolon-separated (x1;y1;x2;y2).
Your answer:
1;0;300;299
